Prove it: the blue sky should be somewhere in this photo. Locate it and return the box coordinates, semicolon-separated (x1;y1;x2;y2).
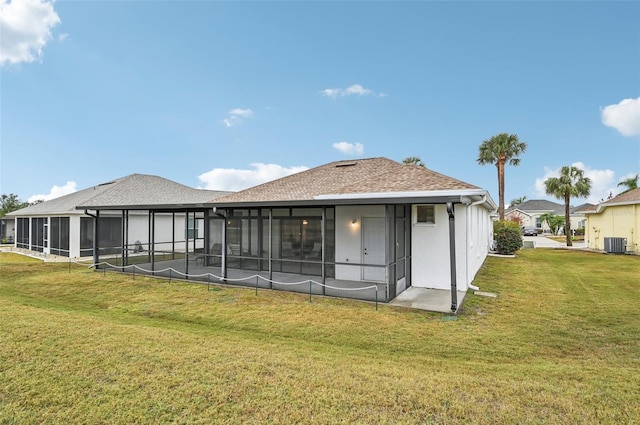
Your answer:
1;0;639;207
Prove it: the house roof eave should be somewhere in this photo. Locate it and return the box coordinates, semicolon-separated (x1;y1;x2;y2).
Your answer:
76;203;215;212
212;190;494;210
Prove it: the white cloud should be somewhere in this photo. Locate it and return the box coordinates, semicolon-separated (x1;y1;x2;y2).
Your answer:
534;162;616;205
28;181;77;203
223;108;253;127
321;84;385;98
601;97;640;137
332;141;364;156
198;163;308;191
0;0;61;66
58;32;68;41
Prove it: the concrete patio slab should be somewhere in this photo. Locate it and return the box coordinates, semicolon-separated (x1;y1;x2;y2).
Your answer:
390;286;466;313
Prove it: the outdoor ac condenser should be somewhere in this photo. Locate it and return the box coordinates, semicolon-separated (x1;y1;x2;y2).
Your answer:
603;237;627;254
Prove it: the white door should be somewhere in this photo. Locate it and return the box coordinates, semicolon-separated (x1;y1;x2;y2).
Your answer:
362;217;386;282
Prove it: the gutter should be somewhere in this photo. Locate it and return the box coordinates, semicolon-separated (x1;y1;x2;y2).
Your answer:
314;189;492;201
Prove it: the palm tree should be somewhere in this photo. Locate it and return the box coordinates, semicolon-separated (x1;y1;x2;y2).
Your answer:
509;196;527;207
477;133;527;220
403;156;425;167
617;174;639;193
544;165;591;246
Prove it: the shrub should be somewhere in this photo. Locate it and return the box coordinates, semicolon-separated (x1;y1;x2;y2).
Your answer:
493;220;523;255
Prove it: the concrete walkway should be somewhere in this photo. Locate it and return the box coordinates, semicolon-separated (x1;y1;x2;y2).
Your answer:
523;236;586;249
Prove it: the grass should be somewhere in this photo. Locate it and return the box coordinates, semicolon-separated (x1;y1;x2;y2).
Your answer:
1;250;639;424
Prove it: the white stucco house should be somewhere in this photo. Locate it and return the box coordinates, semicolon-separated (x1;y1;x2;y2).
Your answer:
6;174;228;259
77;158;496;312
505;199;592;234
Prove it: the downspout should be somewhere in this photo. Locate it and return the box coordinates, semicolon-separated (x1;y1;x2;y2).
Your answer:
465;195;487;291
447;202;458;312
84;210;99;267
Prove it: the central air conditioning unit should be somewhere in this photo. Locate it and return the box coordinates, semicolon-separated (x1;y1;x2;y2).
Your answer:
604;237;627;254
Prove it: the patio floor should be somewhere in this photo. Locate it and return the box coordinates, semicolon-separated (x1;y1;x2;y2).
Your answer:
390;286;466;314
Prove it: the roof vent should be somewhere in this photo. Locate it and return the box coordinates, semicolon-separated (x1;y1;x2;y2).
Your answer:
97;181;116;187
335;162;357;168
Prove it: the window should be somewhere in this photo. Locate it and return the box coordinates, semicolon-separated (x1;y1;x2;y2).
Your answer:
187;217;197;239
416;205;435;224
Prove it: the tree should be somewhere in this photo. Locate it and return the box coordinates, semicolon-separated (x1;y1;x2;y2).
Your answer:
0;194;29;217
617;174;639;193
477;133;527;220
403;156;425;167
544;166;591;246
509;196;527;207
539;212;564;235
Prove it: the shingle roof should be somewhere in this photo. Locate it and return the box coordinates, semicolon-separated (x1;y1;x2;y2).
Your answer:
8;174;229;216
570;203;596;214
584;188;640;214
603;188;640;205
505;199;564;215
578;204;598;213
212;158;480;204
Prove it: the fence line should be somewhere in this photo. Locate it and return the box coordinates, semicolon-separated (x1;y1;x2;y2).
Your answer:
67;258;380;309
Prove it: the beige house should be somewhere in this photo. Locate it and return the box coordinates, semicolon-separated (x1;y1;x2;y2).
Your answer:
583;188;640;254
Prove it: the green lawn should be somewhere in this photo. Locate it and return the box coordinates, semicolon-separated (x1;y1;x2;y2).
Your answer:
1;250;638;424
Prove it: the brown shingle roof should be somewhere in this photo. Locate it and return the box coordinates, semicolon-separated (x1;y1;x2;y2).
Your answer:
578;204;598;213
584;188;640;214
212;157;479;204
603;188;640;205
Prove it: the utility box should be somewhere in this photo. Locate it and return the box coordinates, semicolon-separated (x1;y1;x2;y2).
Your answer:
604;237;627;254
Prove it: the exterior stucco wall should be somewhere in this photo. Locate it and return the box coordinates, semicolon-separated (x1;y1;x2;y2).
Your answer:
69;215;81;257
505;210;534;227
465;204;492;285
335;205;385;282
411;204;466;290
127;212;198;253
586;204;639;253
411;203;492;291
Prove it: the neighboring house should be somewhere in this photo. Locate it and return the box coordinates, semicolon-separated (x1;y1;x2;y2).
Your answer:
79;158;497;311
505;199;564;232
583;188;640;254
6;174;228;258
505;199;592;234
569;203;595;232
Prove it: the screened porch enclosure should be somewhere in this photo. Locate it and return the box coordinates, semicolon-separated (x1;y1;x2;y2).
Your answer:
95;205;411;303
